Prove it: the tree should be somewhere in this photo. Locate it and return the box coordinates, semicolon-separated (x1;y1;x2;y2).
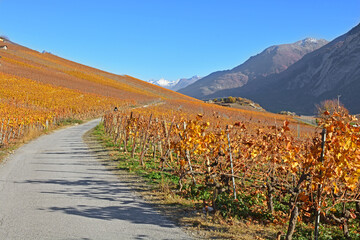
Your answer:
224;96;236;103
316;99;348;119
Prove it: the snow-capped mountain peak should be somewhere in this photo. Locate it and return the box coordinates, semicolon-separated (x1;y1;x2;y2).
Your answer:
297;38;328;47
159;78;177;87
149;78;179;88
148;76;201;91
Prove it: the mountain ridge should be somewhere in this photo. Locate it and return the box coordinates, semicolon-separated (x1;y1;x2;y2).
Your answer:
149;75;201;91
178;38;328;99
209;23;360;115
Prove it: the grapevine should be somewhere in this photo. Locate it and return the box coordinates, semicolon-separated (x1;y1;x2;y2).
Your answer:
103;105;360;239
0;72;127;146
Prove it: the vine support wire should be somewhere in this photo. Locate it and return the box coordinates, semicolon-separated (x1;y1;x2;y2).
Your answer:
227;133;237;200
314;128;327;240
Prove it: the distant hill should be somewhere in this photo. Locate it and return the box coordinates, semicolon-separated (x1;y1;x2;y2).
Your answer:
211;23;360;115
149;75;201;91
178;38;328;99
207;96;266;112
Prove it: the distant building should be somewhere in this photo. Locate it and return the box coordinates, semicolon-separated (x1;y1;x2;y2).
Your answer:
0;38;3;42
0;45;7;50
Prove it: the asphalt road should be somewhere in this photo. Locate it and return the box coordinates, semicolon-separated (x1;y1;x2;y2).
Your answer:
0;119;191;240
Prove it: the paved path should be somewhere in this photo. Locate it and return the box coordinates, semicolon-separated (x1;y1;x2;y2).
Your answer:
0;119;191;240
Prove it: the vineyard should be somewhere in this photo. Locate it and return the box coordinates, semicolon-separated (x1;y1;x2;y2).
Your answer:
1;38;305;150
0;41;197;103
1;37;360;239
102;105;360;239
0;72;127;146
1;40;189;148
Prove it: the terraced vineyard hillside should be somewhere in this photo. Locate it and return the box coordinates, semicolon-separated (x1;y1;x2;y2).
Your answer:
1;39;313;147
0;40;196;102
2;38;359;239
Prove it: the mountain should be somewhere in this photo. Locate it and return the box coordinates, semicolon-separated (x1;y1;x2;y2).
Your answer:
149;78;177;88
210;23;360;115
149;75;201;91
172;76;202;91
178;38;328;99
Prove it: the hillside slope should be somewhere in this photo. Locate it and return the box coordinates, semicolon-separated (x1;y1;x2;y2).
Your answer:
0;38;316;148
178;38;327;99
0;38;203;146
211;23;360;115
0;39;197;104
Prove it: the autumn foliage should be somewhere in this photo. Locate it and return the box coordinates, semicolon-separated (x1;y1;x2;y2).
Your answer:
103;105;360;239
0;40;198;147
2;38;359;238
0;72;126;146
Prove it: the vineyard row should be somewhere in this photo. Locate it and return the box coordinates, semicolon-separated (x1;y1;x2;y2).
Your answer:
0;73;128;147
102;106;360;239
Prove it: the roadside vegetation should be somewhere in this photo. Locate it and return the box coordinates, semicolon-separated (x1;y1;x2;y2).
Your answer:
99;103;360;239
91;122;279;239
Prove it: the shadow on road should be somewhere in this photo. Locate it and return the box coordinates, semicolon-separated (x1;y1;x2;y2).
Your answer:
46;204;176;228
21;176;178;229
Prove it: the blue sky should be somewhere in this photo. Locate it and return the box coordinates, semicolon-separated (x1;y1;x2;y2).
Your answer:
0;1;359;82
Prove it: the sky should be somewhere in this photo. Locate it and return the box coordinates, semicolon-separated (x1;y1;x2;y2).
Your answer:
0;1;359;82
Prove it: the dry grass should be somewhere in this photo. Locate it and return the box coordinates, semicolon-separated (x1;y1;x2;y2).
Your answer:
0;126;44;163
0;118;86;163
138;191;280;240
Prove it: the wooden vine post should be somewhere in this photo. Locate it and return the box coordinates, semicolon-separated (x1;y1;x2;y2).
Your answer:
183;122;196;186
139;114;152;167
163;119;174;163
131;115;140;158
314;128;327;240
185;149;196;186
227;132;237;200
123;112;133;153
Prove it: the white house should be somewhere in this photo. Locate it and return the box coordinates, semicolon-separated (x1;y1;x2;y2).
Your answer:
0;45;7;50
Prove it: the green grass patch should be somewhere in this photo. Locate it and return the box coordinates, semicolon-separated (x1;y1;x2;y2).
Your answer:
92;123;179;189
57;118;83;126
